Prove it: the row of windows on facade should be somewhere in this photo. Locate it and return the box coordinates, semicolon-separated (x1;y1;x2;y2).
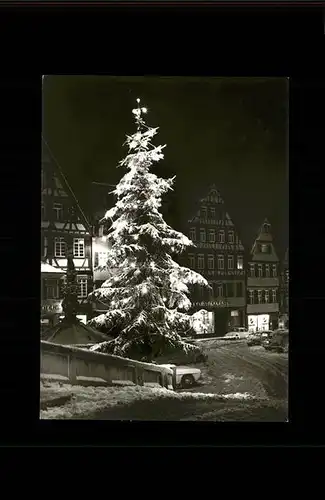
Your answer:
41;202;79;221
197;281;244;299
43;276;88;299
248;289;278;304
198;205;223;219
43;237;85;258
189;227;237;244
189;253;244;271
249;263;278;278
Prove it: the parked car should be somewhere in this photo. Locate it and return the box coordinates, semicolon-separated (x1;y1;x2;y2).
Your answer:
263;330;289;353
247;332;263;346
159;364;202;388
225;327;249;340
224;332;240;340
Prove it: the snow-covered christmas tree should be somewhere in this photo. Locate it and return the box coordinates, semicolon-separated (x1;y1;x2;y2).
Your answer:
88;99;210;362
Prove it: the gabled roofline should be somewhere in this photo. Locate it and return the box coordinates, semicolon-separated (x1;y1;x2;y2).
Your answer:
42;137;92;234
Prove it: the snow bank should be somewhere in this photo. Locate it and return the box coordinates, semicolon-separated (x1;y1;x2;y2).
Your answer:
40;380;254;420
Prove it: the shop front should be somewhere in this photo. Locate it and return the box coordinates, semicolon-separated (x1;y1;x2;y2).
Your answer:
191;300;243;336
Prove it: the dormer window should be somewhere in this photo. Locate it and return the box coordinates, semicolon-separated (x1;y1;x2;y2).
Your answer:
200;206;207;220
261;244;269;253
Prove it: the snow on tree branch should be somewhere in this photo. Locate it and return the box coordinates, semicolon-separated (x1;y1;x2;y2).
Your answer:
88;99;210;360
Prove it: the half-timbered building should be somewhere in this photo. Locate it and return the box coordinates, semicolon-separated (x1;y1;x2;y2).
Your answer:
41;143;93;327
246;219;280;332
182;184;246;336
279;247;289;329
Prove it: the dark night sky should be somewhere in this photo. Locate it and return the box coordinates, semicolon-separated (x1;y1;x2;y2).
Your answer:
42;76;288;258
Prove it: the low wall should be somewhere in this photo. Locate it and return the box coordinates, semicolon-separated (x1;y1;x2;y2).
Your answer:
41;341;175;390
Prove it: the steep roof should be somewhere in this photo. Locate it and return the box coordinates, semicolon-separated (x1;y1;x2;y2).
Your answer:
42;137;92;234
250;218;279;262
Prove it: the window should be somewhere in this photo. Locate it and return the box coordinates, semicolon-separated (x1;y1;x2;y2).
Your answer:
53;203;63;220
257;290;262;304
227;282;234;297
189;228;196;241
198;254;205;269
200;206;207;219
208;229;215;243
236;282;243;297
209;206;216;218
207;255;214;269
45;279;59;299
54;237;66;257
218;230;225;243
42;236;48;258
77;276;88;298
228;231;234;244
95;252;108;268
249;290;254;304
237;255;243;270
265;290;269;303
188;254;195;269
41;201;45;219
73;238;85;258
227;255;234;270
249;264;255;277
258;264;263;277
272;264;277;277
261;244;269;253
200;228;206;242
217;285;223;297
265;264;270;277
217;254;224;270
272;289;277;303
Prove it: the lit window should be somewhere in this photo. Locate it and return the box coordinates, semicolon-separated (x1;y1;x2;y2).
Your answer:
272;289;277;303
272;264;277;277
208;255;214;269
73;238;85;258
265;264;270;277
54;237;66;257
227;255;234;270
198;254;205;269
258;264;263;277
200;207;207;220
261;244;269;253
45;279;59;299
188;254;195;269
53;203;63;221
208;229;215;243
77;276;88;298
218;230;225;243
249;290;254;304
217;285;223;297
209;207;216;218
217;254;224;270
97;252;108;267
189;228;196;241
200;228;206;242
237;255;243;270
264;290;269;303
228;231;234;244
42;236;48;258
249;264;255;277
257;290;262;304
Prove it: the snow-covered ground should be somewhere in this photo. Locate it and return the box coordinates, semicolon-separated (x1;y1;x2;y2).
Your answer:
40;380;255;420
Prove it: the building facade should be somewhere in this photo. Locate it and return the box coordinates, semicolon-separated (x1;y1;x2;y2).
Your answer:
182;185;246;336
89;182;115;317
41;145;93;327
246;219;280;332
279;247;289;329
